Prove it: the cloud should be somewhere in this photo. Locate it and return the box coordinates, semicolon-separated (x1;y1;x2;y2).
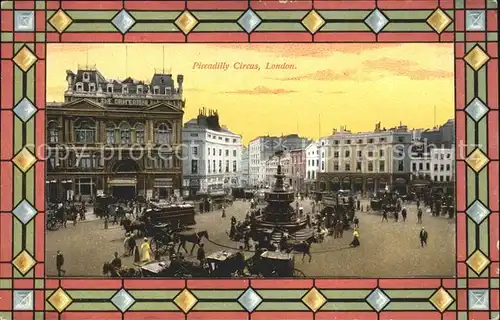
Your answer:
273;68;369;81
363;57;454;80
221;86;296;95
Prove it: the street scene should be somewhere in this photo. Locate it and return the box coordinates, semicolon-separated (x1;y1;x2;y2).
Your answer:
45;44;455;278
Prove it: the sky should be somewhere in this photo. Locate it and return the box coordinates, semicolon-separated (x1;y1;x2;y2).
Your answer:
47;43;454;146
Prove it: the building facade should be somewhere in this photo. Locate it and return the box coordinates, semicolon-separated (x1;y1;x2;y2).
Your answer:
46;68;185;201
430;148;454;182
317;124;412;194
305;142;319;191
182;109;242;196
290;149;306;192
248;134;310;187
240;146;249;187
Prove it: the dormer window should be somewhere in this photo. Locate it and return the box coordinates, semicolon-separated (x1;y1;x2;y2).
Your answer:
153;86;160;94
107;84;113;93
83;72;90;82
165;87;171;95
122;85;128;94
89;83;96;92
76;82;83;91
137;85;143;94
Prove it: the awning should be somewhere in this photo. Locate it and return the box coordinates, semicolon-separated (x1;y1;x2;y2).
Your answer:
154;178;173;187
108;178;136;186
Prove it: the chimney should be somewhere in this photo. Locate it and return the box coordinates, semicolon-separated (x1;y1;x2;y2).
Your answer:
177;74;184;94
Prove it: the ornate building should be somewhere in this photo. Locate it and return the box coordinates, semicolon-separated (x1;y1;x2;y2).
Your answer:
46;67;185;201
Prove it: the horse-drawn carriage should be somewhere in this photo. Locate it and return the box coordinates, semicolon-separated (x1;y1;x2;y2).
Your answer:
249;251;305;277
94;195;116;218
206;251;247;277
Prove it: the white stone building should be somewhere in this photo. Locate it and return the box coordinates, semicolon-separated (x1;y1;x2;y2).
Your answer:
430;148;454;182
305;142;320;189
240;146;249;186
182;110;242;197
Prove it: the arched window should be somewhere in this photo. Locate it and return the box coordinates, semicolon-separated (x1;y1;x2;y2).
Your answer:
119;122;131;144
48;121;59;143
74;118;95;143
106;122;116;144
135;123;145;144
155;123;171;144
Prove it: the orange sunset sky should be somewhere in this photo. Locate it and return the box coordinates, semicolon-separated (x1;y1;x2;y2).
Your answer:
47;44;454;145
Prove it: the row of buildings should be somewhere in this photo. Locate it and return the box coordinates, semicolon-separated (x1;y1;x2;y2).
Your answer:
46;67;454;201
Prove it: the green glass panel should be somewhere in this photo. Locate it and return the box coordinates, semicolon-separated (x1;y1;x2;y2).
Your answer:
466;168;476;206
466;117;476;155
384;10;432;20
477;65;487;101
12;219;22;258
385;302;435;310
13;167;23;206
257;11;308;20
477;117;487;154
322;22;369;32
131;11;182;20
318;10;370;20
487;32;498;41
455;0;464;8
193;11;244;20
456;32;464;42
130;302;178;311
256;22;306;32
467;216;476;256
257;302;309;311
322;290;371;299
26;120;35;154
465;66;475;104
35;279;44;288
14;66;24;105
36;33;45;42
67;302;116;311
384;290;435;299
130;23;179;32
67;290;116;299
193;302;243;311
66;23;117;32
1;32;13;42
491;278;499;288
0;279;12;289
46;23;56;32
25;218;34;254
14;118;23;154
68;11;116;20
322;302;371;311
194;23;243;32
35;1;45;9
383;22;432;32
258;290;307;299
193;290;243;299
129;290;179;299
478;218;489;255
458;279;467;288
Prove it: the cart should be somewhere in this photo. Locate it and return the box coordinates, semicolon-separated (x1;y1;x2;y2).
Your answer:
206;251;246;277
258;251;306;277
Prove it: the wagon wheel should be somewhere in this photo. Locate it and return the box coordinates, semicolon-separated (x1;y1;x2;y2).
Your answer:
292;268;306;277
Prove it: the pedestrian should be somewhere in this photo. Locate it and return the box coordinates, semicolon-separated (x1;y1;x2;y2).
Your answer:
350;229;360;247
381;210;388;222
417;208;423;224
111;252;122;269
244;230;251;251
104;216;108;229
401;207;407;222
140;238;153;263
197;243;206;266
394;210;399;222
221;205;226;218
353;216;359;229
56;250;66;277
416;199;420;208
419;227;428;247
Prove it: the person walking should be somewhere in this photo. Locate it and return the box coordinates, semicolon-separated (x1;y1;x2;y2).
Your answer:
417;207;423;224
401;207;407;222
381;209;388;222
197;243;206;266
140;238;153;263
111;252;122;269
56;250;66;277
419;227;428;247
221;205;226;218
350;229;360;247
353;216;359;229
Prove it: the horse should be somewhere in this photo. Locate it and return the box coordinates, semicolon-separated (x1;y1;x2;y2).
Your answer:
102;262;141;278
121;217;146;237
284;235;318;263
175;230;209;255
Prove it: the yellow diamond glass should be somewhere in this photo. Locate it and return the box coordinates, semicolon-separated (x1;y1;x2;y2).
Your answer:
48;288;73;313
12;148;37;172
429;288;454;312
302;287;327;312
13;47;38;72
465;148;489;172
174;289;198;313
12;250;36;275
302;10;325;34
49;9;73;33
427;8;452;33
175;11;198;35
464;45;490;71
467;250;490;275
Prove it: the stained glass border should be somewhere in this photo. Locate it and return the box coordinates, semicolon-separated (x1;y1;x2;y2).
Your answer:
0;0;498;319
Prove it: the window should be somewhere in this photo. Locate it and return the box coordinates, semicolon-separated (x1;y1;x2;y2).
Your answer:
76;155;96;169
412;163;416;171
368;162;373;171
48;122;59;143
357;150;362;158
119;122;131;144
446;164;451;171
191;160;198;174
312;171;315;179
155;123;171;144
225;150;229;156
219;160;222;172
346;140;351;144
321;161;324;170
398;161;404;172
76;178;92;195
89;83;96;92
122;85;128;94
153;86;160;94
426;163;430;170
316;159;319;166
446;153;451;159
135;123;145;144
213;160;216;172
165;87;171;95
368;151;373;157
106;123;115;144
345;150;350;157
76;83;83;91
208;161;211;173
380;138;386;142
356;162;361;171
212;149;215;156
439;175;444;182
193;147;198;156
440;164;444;171
137;85;143;94
233;160;237;172
83;72;90;81
219;149;222;156
419;163;423;170
107;84;113;93
379;150;384;157
379;161;385;172
334;151;339;158
440;154;444;160
207;147;210;155
434;164;438;171
233;150;237;157
357;139;363;144
334;140;339;145
345;163;350;171
368;138;374;143
434;176;438;181
398;136;404;143
334;162;339;171
446;176;450;181
307;171;311;179
75;118;95;143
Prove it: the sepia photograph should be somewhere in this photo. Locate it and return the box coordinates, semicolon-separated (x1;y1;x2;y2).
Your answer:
44;43;456;278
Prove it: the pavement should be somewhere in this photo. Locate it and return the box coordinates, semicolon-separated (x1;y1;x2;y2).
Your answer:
46;199;455;278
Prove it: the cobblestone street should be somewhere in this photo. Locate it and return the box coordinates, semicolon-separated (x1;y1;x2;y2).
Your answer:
46;199;455;278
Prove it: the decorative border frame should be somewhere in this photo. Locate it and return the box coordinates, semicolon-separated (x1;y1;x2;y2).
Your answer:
0;0;498;319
